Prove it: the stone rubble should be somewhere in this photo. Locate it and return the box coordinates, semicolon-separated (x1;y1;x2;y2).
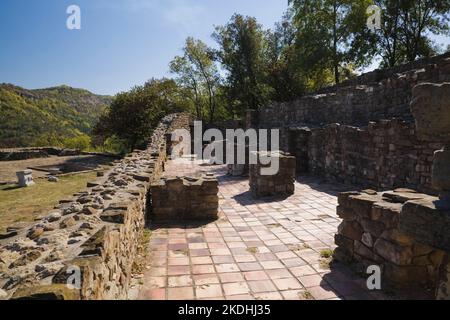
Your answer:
0;113;191;300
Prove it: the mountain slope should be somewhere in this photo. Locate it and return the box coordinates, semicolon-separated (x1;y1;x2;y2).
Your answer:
0;84;112;148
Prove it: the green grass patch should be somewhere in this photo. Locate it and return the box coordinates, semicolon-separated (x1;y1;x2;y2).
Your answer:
0;172;97;232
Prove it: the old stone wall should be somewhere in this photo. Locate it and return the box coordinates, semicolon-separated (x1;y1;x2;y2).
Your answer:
260;53;450;127
257;53;450;193
151;174;219;222
288;120;442;194
335;189;448;296
249;152;296;198
335;189;446;292
0;113;189;300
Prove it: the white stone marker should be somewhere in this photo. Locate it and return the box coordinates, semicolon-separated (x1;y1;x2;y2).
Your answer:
16;169;35;187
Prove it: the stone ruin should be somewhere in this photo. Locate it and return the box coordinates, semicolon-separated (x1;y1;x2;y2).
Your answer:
0;113;192;300
249;151;296;198
246;52;450;299
1;52;450;300
16;170;34;187
150;174;219;222
334;82;450;299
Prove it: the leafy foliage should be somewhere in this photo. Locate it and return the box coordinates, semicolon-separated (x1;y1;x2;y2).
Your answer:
0;84;111;149
213;14;274;117
373;0;450;67
94;79;188;151
170;38;222;122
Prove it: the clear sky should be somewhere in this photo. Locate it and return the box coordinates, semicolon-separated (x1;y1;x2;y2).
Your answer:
1;1;449;96
0;0;288;95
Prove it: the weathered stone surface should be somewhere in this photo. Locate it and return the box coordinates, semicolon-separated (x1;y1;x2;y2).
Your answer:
151;175;219;221
432;149;450;193
335;189;448;295
338;221;363;241
11;285;80;300
411;83;450;142
81;207;97;216
374;238;412;266
437;256;450;300
59;217;77;229
249;151;296;198
0;113;190;300
0;231;18;240
26;227;44;240
399;197;450;252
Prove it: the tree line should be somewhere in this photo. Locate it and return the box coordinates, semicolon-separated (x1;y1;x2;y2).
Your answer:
96;0;450;151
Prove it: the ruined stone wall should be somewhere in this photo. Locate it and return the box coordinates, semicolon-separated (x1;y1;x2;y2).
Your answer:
260;53;450;127
288;120;442;194
151;175;219;222
335;189;448;296
257;53;450;193
0;113;189;300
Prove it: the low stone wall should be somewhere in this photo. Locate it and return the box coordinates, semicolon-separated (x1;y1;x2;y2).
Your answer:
0;147;119;161
151;174;219;222
0;113;188;300
287;120;442;194
249;152;296;198
335;189;448;296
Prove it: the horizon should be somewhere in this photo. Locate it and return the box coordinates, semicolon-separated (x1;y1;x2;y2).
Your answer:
1;0;449;96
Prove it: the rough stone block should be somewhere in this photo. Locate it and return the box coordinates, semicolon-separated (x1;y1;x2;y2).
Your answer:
399;197;450;252
249;151;296;198
151;175;219;222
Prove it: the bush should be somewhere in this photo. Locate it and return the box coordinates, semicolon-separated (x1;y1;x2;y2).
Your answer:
63;135;91;151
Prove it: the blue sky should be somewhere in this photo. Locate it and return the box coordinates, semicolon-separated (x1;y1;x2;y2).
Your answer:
0;1;449;96
0;0;288;95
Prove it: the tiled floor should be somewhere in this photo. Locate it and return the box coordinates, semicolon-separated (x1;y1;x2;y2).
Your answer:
133;159;389;300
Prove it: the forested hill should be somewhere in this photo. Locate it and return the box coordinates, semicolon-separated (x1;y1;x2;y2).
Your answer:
0;84;112;148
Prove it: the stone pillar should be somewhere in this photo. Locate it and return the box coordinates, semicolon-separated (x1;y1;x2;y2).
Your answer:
16;169;34;187
249;151;296;198
404;82;450;299
151;174;219;221
411;83;450;204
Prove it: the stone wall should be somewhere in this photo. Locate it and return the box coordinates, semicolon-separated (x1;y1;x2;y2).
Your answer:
151;174;219;222
0;113;189;300
335;189;446;291
256;53;450;193
0;147;119;161
260;53;450;127
287;120;442;194
249;152;296;198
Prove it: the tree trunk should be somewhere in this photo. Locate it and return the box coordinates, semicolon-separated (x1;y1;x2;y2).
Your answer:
333;0;340;84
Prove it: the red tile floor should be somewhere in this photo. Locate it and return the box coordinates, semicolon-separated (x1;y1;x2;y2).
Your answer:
129;159;392;300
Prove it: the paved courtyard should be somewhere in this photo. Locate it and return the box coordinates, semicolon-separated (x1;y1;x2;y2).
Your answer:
132;159;390;300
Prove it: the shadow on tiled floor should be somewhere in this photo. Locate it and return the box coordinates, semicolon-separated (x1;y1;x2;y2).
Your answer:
128;160;428;300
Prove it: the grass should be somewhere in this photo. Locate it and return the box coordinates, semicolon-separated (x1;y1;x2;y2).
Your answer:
0;172;97;232
132;229;152;274
301;291;314;300
319;249;335;270
320;249;334;259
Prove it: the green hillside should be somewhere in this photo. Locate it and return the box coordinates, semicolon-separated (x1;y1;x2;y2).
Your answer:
0;84;112;148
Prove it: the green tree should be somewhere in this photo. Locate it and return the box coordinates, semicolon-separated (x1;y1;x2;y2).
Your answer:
265;10;309;101
289;0;376;84
374;0;450;67
213;14;273;117
170;38;221;122
94;79;187;150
